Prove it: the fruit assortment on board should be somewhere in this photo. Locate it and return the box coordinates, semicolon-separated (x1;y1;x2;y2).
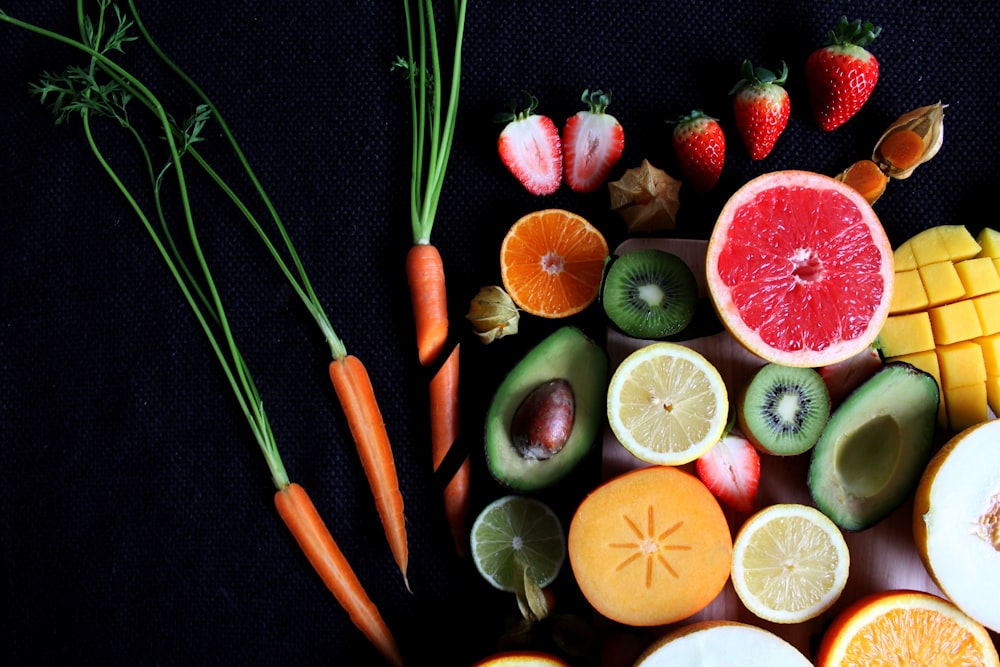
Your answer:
468;14;998;667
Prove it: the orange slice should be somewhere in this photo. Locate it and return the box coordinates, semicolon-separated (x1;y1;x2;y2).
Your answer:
500;209;609;318
815;590;1000;666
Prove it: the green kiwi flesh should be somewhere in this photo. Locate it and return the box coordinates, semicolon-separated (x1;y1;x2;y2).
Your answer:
808;361;939;531
738;363;831;456
601;248;697;339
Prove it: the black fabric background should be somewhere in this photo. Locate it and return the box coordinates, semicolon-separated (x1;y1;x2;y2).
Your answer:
2;1;998;665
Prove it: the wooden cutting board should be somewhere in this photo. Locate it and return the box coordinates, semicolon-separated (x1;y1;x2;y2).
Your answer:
601;237;943;656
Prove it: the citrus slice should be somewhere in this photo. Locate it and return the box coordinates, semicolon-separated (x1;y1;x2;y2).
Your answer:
706;170;894;367
567;466;733;626
607;342;729;465
470;495;566;592
815;590;1000;666
731;503;849;624
470;651;571;667
500;208;609;318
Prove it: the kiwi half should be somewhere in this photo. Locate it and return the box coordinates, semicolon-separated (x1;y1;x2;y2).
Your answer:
738;363;831;456
601;248;697;339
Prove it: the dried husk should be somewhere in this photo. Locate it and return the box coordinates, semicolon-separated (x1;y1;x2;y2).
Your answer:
608;159;681;233
873;102;947;180
466;285;520;343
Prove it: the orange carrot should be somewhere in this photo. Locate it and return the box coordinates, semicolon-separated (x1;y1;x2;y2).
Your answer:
328;354;409;588
406;243;449;366
275;483;404;667
430;343;469;556
406;242;469;555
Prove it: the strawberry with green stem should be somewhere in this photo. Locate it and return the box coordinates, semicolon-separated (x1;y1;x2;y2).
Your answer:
669;110;726;194
730;59;790;160
562;89;625;193
806;16;882;132
496;93;562;196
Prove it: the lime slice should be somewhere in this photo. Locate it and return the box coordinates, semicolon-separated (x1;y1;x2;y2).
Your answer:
470;495;566;592
731;503;850;624
607;342;729;465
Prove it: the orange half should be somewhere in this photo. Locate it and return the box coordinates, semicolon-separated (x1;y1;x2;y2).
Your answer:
500;209;609;318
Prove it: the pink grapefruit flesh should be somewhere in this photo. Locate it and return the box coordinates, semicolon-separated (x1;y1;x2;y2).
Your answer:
706;170;894;367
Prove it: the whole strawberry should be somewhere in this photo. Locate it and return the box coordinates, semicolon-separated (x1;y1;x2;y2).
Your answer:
562;89;625;193
805;16;882;132
670;110;725;193
496;93;563;195
730;60;790;160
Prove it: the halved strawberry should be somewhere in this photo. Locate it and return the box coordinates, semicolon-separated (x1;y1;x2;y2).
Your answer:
496;93;562;195
816;345;883;407
696;434;760;514
562;89;625;193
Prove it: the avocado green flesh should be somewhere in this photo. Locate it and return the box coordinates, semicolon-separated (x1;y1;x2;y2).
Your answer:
808;362;939;531
485;327;609;492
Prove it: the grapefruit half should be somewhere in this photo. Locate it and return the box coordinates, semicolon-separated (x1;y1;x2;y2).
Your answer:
706;170;894;367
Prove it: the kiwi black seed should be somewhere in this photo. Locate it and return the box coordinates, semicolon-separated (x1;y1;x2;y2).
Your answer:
601;248;697;339
738;363;831;456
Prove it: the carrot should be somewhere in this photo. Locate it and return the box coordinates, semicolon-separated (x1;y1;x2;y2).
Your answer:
399;0;470;556
1;4;408;662
430;344;468;555
406;243;449;366
275;483;404;667
328;354;409;588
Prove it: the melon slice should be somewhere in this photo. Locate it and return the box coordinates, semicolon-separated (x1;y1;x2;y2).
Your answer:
634;620;812;666
913;418;1000;633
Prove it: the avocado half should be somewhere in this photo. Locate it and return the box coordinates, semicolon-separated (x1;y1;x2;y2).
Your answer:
808;361;940;531
485;326;609;492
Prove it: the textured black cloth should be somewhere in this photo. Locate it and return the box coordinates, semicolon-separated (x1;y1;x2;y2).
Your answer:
2;1;998;665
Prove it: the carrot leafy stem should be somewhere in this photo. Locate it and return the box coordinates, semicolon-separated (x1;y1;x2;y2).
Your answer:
400;0;467;245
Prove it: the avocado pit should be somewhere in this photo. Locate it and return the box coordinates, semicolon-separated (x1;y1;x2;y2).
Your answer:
511;378;575;461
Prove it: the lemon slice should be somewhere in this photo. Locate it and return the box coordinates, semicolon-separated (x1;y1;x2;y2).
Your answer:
731;503;850;624
607;342;729;465
470;495;566;592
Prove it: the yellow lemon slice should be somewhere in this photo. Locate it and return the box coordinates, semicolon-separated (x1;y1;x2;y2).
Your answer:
607;342;728;465
731;503;850;624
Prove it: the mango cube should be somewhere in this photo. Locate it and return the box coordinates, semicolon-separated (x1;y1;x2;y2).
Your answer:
928;300;982;345
888;269;929;314
940;225;982;261
936;340;987;387
944;381;988;432
972;292;1000;335
918;261;966;306
974;333;1000;375
878;312;936;357
894;242;917;271
954;257;1000;297
908;227;952;266
975;227;1000;259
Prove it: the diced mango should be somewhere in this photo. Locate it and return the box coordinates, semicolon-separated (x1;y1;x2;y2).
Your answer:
918;261;966;306
936;340;987;387
954;257;1000;297
986;375;1000;416
974;333;1000;375
972;292;1000;336
888;350;946;425
944;382;989;432
878;312;936;357
894;242;917;271
888;269;929;313
940;225;982;261
928;300;982;345
908;227;952;266
975;227;1000;259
